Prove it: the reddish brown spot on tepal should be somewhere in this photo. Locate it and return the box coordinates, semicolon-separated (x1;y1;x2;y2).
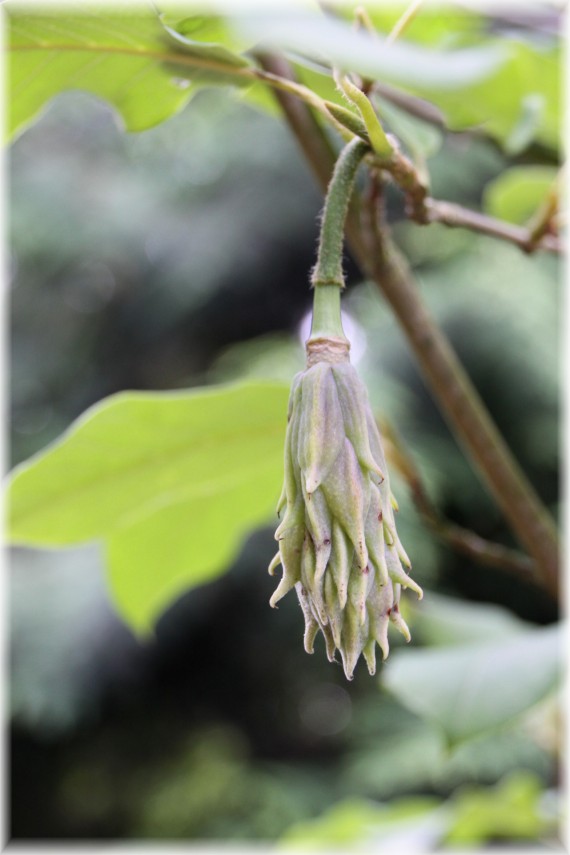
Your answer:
378;510;383;522
323;538;331;546
362;565;370;575
386;607;392;616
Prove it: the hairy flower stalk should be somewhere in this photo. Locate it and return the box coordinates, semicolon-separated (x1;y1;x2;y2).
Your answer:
268;139;423;679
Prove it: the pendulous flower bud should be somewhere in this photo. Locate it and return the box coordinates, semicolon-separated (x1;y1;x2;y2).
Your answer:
269;343;422;680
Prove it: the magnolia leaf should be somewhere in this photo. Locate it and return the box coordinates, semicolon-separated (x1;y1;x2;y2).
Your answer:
383;622;563;744
324;6;559;152
232;11;505;90
6;3;251;140
342;4;485;49
483;166;559;226
406;592;528;647
105;459;281;633
505;94;546;155
413;40;560;153
7;382;290;631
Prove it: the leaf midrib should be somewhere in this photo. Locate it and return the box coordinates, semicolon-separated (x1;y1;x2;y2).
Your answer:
114;456;281;532
7;41;256;83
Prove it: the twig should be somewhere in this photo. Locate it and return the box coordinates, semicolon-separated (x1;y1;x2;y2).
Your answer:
425;198;564;254
252;65;352;141
253;55;564;255
283;38;561;255
11;11;560;256
380;419;540;584
371;158;563;255
363;180;559;599
256;54;338;189
259;52;559;600
525;176;560;251
372;81;446;127
441;525;538;578
386;0;424;45
352;4;446;123
368;154;563;254
320;90;563;254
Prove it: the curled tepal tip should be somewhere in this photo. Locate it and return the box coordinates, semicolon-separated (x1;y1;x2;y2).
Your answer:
269;576;293;608
270;358;422;680
390;607;411;642
268;551;281;577
363;639;377;676
304;619;319;654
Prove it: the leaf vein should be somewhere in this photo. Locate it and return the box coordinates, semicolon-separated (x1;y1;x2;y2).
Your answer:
10;422;284;536
7;42;253;82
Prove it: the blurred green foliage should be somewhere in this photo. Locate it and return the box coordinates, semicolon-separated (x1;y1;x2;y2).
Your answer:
444;772;555;846
383;621;562;744
280;771;556;849
7;1;562;848
484;165;559;224
330;1;560;152
280;795;442;849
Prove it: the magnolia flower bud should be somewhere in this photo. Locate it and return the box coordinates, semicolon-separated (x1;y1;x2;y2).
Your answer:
269;344;423;680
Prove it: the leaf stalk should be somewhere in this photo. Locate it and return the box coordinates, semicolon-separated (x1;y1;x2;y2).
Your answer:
309;138;369;344
260;52;560;599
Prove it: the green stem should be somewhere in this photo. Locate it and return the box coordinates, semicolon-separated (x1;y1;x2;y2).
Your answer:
260;52;559;598
310;284;346;340
312;138;369;288
309;138;369;343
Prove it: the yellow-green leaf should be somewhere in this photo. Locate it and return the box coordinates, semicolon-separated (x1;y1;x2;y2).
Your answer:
484;166;559;225
7;382;290;632
6;3;251;140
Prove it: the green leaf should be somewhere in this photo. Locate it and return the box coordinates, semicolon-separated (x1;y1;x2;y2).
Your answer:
407;592;529;647
323;5;560;152
344;701;445;798
337;3;486;49
279;777;553;849
7;382;290;631
484;166;558;225
504;93;546;155
6;3;251;140
160;14;250;68
105;458;281;632
445;772;552;845
280;796;441;849
231;11;505;90
412;39;560;152
382;622;563;744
